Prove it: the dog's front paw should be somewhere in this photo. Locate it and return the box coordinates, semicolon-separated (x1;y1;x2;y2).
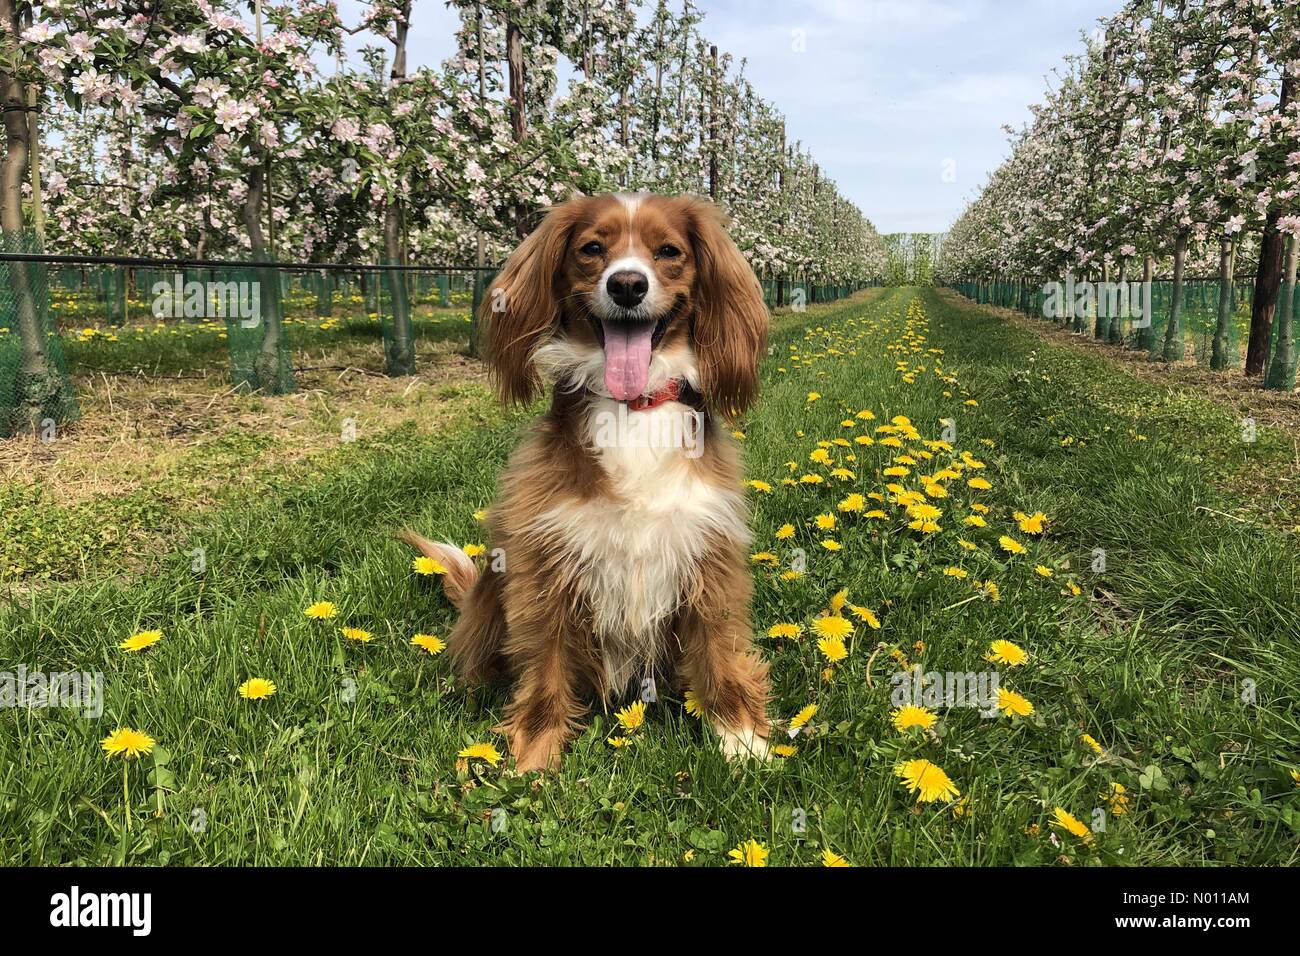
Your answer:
715;723;771;762
505;725;567;773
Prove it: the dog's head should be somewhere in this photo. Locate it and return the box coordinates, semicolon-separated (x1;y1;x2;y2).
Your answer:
481;193;768;420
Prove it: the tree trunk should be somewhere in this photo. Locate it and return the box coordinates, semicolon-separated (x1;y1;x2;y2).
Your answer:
1246;74;1294;376
379;0;415;375
383;200;414;375
1096;262;1109;339
26;85;43;238
1210;237;1236;370
243;155;286;393
617;0;630;185
468;3;487;359
708;45;718;202
1264;234;1298;390
1161;230;1188;361
1109;260;1126;344
649;1;666;172
1248;210;1284;375
1;0;55;435
1137;255;1155;351
506;20;528;238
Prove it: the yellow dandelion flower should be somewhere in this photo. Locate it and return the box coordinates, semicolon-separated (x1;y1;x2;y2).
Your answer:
999;535;1026;555
607;736;632;748
963;515;987;528
1105;783;1130;815
891;704;937;732
340;627;373;643
773;744;798;758
303;601;338;619
957;538;978;551
615;700;646;732
728;839;769;867
458;742;502;767
413;556;448;576
750;551;779;565
817;636;848;663
997;688;1034;717
767;622;803;640
847;604;881;629
1014;510;1048;534
684;690;705;719
895;759;960;803
967;477;992;491
238;677;277;700
1052;807;1093;842
775;523;796;539
815;513;837;531
1034;565;1054;578
986;639;1027;666
790;703;818;729
412;634;446;655
821;848;851;867
747;479;773;493
119;630;162;653
812;615;853;640
820;539;842;551
838;493;866;513
906;503;942;522
100;727;156;760
1081;733;1103;754
463;544;486;558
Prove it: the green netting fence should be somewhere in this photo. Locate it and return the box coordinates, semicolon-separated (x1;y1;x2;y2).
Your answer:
6;251;875;426
30;256;486;397
0;233;79;438
759;276;878;310
949;277;1300;377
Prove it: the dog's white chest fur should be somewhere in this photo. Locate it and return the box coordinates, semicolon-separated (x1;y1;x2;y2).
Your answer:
530;399;749;695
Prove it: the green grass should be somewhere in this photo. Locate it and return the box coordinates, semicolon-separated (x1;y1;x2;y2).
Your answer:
2;286;1298;866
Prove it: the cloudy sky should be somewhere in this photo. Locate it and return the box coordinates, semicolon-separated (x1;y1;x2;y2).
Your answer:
338;0;1118;233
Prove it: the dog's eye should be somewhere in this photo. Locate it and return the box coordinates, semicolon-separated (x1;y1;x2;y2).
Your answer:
655;244;682;259
580;241;604;256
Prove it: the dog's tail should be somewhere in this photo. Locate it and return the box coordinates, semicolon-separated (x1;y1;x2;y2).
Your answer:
394;529;479;609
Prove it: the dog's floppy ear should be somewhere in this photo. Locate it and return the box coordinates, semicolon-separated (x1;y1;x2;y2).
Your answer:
683;198;769;419
481;197;588;404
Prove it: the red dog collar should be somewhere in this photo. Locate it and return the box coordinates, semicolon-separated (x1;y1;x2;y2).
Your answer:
628;378;682;412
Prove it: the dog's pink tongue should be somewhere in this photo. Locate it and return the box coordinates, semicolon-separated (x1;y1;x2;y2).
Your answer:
602;320;655;401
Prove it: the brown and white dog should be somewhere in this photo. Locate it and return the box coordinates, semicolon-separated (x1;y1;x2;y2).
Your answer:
401;193;772;772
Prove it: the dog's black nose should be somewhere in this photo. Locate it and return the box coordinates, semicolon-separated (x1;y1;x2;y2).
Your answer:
606;270;649;308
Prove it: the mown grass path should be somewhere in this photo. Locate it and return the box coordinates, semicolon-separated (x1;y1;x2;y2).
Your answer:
3;286;1297;866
